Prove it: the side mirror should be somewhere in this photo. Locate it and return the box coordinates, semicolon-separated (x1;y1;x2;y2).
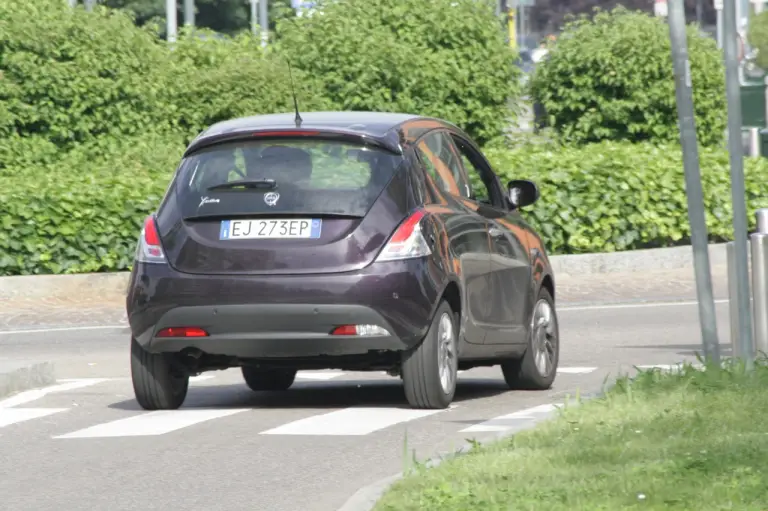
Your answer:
507;179;539;209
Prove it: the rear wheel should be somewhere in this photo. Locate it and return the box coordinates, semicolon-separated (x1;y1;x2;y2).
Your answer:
401;300;458;409
241;367;297;391
501;287;559;390
130;337;189;410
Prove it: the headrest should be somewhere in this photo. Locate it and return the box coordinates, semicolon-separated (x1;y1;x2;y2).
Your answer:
258;146;313;182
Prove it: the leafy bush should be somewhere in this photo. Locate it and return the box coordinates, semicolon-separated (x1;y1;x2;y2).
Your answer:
0;0;179;169
0;131;185;275
168;28;332;139
273;0;521;146
529;7;726;147
486;141;768;254
4;139;768;276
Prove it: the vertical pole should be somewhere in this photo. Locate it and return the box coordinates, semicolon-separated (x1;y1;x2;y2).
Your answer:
668;0;722;365
184;0;194;27
251;0;258;36
725;0;756;369
166;0;177;44
259;0;269;48
717;6;724;49
508;8;516;49
752;209;768;357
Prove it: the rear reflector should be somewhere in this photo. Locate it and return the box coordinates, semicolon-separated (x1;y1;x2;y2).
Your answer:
136;215;166;264
156;327;209;338
375;209;432;262
330;324;391;337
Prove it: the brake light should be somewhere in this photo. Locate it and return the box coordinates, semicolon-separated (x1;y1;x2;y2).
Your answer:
252;130;320;137
136;215;166;264
375;209;432;262
156;327;209;338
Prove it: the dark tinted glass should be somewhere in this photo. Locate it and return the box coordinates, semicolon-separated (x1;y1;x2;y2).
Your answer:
175;138;404;219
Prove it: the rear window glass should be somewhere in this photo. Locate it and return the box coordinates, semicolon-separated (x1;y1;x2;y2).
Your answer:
175;138;404;219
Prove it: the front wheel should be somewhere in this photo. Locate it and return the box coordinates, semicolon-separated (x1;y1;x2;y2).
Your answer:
501;287;559;390
130;337;189;410
401;300;458;409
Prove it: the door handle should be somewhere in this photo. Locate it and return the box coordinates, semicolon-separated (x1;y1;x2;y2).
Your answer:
489;227;504;238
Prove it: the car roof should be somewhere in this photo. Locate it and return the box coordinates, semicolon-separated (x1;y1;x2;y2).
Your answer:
200;111;420;138
185;111;466;156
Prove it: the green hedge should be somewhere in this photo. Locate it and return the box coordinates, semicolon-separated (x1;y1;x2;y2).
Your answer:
529;7;726;147
487;141;768;254
3;139;767;276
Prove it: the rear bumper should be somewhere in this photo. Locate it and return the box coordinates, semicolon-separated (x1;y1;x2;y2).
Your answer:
126;259;443;359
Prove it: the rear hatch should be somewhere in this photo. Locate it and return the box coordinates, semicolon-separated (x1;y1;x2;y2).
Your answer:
156;134;409;275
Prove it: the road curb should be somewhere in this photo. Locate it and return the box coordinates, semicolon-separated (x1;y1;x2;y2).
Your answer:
549;242;727;277
0;243;727;300
0;360;56;399
336;394;595;511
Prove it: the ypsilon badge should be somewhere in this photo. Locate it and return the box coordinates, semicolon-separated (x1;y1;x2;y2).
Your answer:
199;196;220;208
264;192;280;206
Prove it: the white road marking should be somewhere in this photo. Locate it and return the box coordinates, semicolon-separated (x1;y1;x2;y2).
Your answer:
0;379;109;408
0;325;127;335
560;299;729;312
557;367;598;374
0;407;69;428
295;371;345;381
460;403;558;433
261;406;450;436
53;409;250;439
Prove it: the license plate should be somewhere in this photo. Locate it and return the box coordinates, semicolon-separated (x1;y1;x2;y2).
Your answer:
219;219;322;240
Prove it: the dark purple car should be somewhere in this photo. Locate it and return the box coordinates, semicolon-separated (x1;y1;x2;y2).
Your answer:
127;111;559;411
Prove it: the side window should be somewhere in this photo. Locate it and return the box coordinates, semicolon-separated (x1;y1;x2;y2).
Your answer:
452;136;496;206
416;131;470;197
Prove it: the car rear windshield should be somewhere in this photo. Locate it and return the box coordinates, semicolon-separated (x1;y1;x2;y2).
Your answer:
175;138;405;219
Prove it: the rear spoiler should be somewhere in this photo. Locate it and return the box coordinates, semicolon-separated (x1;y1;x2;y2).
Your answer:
183;127;404;157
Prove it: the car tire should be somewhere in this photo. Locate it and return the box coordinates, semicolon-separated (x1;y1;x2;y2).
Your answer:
130;337;189;410
401;300;458;410
241;367;297;391
501;286;559;390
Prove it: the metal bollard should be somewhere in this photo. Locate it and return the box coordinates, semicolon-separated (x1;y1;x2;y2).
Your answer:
751;208;768;357
727;241;743;358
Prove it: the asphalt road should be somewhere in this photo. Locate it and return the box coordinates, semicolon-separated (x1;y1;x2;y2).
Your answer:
0;291;733;511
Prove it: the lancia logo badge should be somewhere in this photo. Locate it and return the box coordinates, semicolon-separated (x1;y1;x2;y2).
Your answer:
264;192;280;206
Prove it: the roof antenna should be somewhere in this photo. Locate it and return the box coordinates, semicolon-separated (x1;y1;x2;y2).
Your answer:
287;61;303;128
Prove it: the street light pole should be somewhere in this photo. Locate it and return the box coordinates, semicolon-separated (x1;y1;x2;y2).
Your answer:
166;0;177;43
667;0;722;365
259;0;269;48
184;0;195;27
725;0;756;368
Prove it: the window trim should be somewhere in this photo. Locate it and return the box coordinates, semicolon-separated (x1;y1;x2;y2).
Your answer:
448;133;508;211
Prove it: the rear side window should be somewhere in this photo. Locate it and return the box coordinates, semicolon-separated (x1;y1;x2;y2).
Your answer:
176;138;404;219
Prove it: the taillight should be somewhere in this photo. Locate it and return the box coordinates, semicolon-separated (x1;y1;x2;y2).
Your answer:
156;327;209;338
375;209;432;262
136;215;166;264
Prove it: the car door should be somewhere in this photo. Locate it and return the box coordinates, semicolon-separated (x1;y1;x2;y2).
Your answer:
448;133;533;346
414;130;493;345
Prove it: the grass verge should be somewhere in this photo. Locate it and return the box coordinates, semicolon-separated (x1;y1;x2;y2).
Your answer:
374;359;768;511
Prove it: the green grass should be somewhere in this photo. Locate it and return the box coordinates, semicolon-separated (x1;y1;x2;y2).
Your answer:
374;359;768;511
